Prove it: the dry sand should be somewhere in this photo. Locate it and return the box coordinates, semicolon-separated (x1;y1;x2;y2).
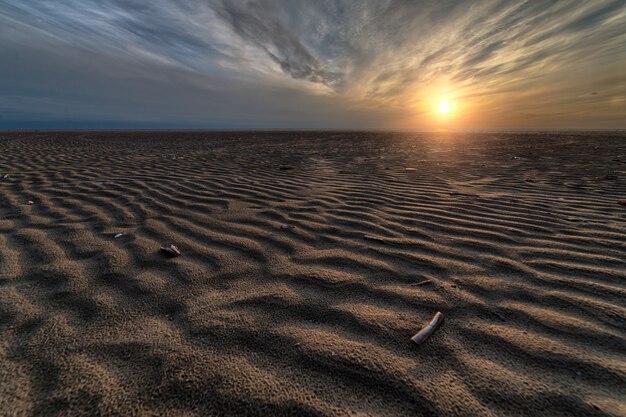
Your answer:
0;131;624;416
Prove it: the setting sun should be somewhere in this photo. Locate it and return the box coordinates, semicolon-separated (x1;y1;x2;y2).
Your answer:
438;100;451;113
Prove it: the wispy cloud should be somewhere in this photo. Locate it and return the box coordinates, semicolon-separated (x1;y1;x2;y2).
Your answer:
211;1;340;86
0;0;624;128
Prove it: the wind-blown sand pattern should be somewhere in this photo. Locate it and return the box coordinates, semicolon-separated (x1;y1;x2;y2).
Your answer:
0;131;624;417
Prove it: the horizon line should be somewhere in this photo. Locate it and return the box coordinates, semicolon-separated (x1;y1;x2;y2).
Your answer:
2;128;625;133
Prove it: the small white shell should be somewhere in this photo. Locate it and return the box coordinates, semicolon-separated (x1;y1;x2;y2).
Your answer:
160;244;181;257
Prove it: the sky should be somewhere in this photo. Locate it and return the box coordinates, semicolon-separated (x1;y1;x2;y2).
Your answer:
1;0;625;130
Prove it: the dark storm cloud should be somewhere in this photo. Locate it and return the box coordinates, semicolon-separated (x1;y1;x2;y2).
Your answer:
0;0;624;128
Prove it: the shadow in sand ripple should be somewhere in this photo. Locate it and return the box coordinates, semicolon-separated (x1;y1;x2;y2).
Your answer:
0;131;624;416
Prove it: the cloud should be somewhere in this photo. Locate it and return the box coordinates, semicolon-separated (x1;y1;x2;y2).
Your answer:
211;1;340;86
0;0;625;129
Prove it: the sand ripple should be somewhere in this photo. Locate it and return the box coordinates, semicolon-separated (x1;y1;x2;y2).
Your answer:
0;131;624;416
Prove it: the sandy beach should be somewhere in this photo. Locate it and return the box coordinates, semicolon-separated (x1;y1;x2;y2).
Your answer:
0;131;624;416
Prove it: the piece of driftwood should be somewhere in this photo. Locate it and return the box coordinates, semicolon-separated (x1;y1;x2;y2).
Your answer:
160;244;181;257
411;311;444;346
114;233;125;239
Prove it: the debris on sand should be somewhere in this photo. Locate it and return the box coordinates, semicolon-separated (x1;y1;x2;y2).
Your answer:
278;165;294;171
449;191;473;197
525;178;537;183
618;200;626;206
512;156;520;160
595;175;618;181
411;279;433;286
364;235;385;244
280;225;295;231
491;311;506;322
404;168;417;171
27;200;34;205
114;233;125;239
2;174;8;179
160;245;181;257
411;311;444;346
566;216;584;222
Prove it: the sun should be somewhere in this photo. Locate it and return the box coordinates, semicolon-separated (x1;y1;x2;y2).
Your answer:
438;100;451;113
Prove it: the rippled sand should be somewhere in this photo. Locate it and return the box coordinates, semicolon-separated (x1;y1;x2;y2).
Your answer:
0;131;624;416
